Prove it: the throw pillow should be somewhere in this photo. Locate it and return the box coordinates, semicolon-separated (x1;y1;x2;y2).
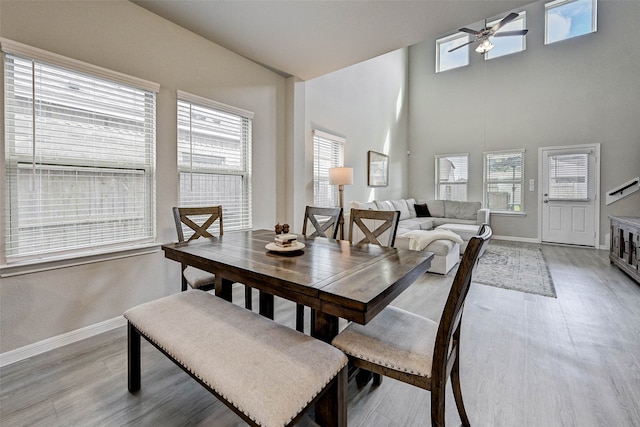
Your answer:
414;203;431;217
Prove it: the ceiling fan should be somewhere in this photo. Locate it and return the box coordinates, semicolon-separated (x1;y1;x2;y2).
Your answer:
448;12;528;55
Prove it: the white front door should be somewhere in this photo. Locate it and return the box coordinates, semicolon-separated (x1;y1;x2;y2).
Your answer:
540;145;599;247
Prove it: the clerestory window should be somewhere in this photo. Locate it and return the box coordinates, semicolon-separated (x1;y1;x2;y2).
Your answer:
545;0;598;45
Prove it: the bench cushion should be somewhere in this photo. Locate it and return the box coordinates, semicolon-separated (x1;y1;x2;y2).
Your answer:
124;291;348;427
182;266;215;289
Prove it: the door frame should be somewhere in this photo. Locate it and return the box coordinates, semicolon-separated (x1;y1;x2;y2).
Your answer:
537;143;601;248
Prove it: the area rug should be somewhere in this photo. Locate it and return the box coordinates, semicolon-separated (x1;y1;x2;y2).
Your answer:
448;241;557;298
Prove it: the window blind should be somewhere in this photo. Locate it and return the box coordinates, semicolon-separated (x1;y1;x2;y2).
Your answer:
435;154;469;201
3;45;157;262
548;153;589;200
313;130;344;208
177;92;253;234
484;150;525;212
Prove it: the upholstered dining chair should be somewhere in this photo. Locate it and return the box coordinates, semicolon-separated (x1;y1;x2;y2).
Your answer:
348;208;400;247
172;206;252;309
332;224;493;427
296;206;343;333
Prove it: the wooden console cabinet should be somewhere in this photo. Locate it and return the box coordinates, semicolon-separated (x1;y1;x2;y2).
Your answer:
610;216;640;284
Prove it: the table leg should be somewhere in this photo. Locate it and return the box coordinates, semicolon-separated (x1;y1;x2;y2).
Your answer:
313;311;339;344
214;276;233;302
259;290;274;319
313;311;344;426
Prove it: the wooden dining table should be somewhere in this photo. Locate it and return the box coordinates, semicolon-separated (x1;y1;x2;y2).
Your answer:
161;229;433;426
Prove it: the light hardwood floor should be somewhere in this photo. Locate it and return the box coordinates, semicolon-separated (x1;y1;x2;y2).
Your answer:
1;242;639;426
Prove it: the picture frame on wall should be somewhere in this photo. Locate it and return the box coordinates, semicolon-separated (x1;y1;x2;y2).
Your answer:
368;150;389;187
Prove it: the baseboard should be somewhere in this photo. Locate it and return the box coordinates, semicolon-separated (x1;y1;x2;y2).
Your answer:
492;235;540;244
493;235;607;251
0;316;127;368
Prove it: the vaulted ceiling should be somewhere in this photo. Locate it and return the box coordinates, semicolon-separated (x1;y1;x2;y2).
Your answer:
132;0;532;81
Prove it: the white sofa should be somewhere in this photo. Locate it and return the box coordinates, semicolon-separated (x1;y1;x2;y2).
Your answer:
348;198;490;274
349;198;490;234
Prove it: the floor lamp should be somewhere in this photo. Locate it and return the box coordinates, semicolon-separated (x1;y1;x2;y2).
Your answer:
329;167;353;240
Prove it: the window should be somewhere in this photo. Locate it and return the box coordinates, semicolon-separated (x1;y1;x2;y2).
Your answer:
313;130;344;207
547;153;589;200
484;150;525;213
436;32;470;73
177;91;253;233
486;12;527;60
3;40;158;263
435;154;469;201
545;0;597;45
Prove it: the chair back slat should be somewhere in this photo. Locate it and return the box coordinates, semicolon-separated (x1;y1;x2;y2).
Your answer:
302;206;343;239
173;206;223;242
348;208;400;247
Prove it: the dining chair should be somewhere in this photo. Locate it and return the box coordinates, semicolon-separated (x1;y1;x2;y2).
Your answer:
172;206;252;309
348;208;400;247
301;206;343;239
332;224;493;427
296;206;343;333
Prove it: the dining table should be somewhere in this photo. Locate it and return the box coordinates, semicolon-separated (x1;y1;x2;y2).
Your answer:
161;229;433;426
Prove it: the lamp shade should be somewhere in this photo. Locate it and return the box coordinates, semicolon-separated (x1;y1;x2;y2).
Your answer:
329;167;353;186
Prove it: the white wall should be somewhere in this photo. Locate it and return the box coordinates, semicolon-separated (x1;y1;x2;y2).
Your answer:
408;0;640;242
303;48;410;226
0;1;286;353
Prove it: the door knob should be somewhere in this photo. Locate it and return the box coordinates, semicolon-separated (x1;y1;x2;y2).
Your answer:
544;200;548;203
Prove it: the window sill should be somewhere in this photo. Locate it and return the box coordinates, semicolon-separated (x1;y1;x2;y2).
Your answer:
491;211;527;217
0;243;161;278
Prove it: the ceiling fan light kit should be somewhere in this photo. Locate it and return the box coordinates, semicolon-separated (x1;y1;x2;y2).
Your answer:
475;39;494;54
448;11;528;55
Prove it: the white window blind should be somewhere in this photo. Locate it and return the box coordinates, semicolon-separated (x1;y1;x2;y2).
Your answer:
177;92;253;233
484;150;525;213
3;42;157;263
548;153;589;200
313;130;344;208
435;154;469;201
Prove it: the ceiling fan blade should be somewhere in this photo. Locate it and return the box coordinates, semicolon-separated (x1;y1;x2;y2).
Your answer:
490;12;519;34
448;39;475;53
458;27;480;35
493;29;529;37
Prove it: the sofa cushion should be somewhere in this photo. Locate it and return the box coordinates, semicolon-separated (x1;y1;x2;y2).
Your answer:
431;218;477;228
350;200;377;210
418;219;434;230
391;199;410;220
396;226;412;236
425;239;458;257
444;200;481;220
405;198;417;218
400;218;427;231
414;203;431;217
426;200;445;217
375;200;394;211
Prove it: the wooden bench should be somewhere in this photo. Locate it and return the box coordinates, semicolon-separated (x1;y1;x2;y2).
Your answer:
124;291;348;426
